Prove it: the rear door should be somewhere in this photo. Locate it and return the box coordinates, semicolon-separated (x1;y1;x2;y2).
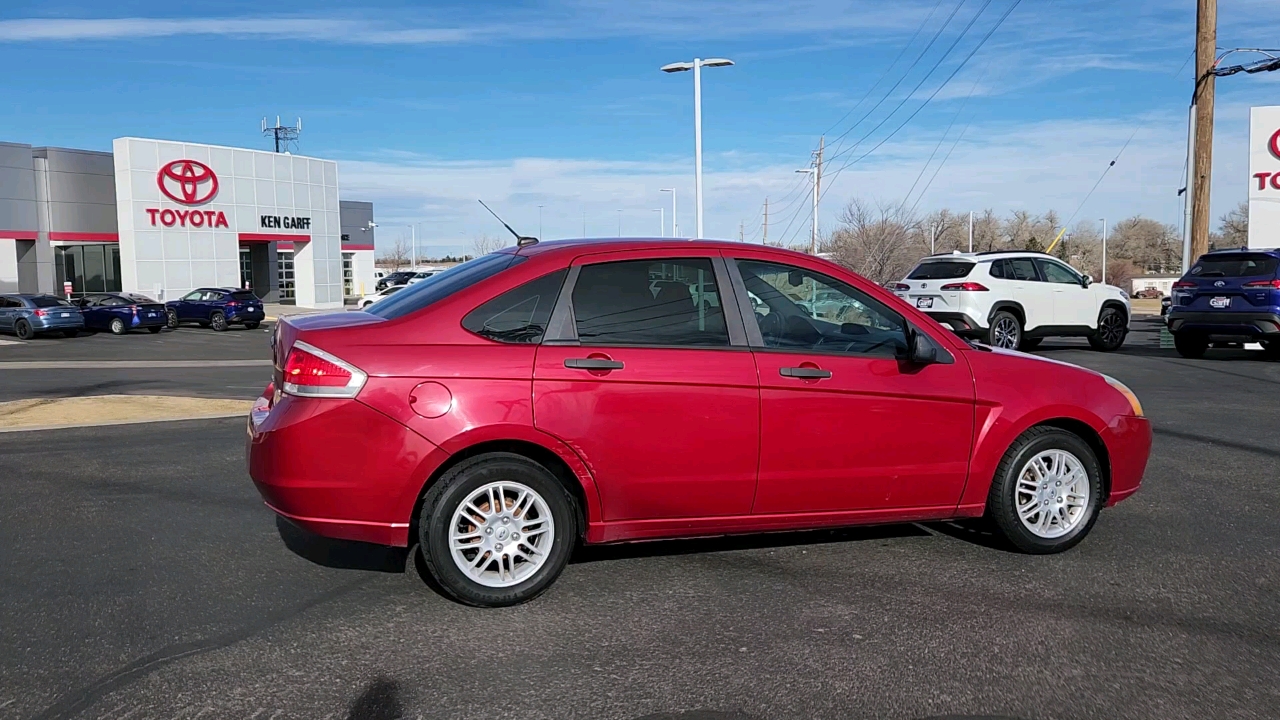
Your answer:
532;250;760;522
997;258;1054;330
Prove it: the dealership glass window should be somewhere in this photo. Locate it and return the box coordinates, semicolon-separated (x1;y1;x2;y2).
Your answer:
277;251;295;300
54;244;121;298
239;248;253;291
342;253;355;297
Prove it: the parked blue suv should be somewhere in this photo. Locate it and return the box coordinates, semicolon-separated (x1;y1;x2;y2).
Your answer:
165;288;265;331
1167;248;1280;358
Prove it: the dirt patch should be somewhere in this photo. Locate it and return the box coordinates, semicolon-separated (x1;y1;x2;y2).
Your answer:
0;395;252;432
1131;298;1162;315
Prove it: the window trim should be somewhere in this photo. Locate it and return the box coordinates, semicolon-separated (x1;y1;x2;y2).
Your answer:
542;252;747;350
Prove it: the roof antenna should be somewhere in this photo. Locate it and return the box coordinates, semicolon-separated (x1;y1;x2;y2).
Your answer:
478;200;538;247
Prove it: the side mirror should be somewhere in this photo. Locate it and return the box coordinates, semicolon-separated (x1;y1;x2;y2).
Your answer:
905;327;938;365
1081;274;1093;287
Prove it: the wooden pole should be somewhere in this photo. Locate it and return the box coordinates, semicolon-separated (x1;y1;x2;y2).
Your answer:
1191;0;1217;262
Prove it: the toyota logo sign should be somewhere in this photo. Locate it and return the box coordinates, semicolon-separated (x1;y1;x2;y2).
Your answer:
157;160;219;205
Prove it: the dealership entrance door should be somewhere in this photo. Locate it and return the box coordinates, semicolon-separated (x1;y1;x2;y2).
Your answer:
236;243;278;301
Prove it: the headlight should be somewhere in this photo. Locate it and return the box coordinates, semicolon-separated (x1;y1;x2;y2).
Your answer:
1102;374;1143;417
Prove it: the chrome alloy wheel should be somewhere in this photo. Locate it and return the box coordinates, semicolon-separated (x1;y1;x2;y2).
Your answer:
1015;449;1090;539
449;481;555;588
992;316;1020;349
1098;311;1125;346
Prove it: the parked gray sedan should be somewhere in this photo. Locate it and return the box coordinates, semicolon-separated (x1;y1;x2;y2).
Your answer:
0;294;85;339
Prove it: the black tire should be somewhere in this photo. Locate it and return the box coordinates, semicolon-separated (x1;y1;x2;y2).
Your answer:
14;319;34;340
1018;337;1043;351
244;321;260;330
419;452;577;607
1261;340;1280;360
166;309;179;329
986;310;1023;350
210;311;228;332
986;426;1103;554
109;317;127;335
148;326;163;334
62;329;79;338
1173;331;1208;359
1088;306;1127;351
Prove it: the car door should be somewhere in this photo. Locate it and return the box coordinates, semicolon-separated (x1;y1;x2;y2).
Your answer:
532;251;760;522
995;258;1054;331
174;290;203;320
1035;259;1093;327
77;295;102;329
0;296;14;331
729;254;976;514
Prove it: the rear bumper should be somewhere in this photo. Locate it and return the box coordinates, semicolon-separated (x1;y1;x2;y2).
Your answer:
1167;311;1280;337
925;311;986;337
227;310;265;324
246;394;443;547
1103;415;1151;507
31;316;85;330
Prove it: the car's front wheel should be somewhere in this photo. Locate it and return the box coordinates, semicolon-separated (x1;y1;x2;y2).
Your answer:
1088;306;1127;351
419;453;577;607
986;427;1102;554
986;310;1023;350
1173;331;1207;359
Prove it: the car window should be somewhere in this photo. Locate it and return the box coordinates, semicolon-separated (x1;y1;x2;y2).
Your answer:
1036;260;1081;284
1190;254;1280;278
205;291;227;301
100;296;127;307
30;296;72;308
124;293;156;303
1003;258;1039;281
907;261;973;280
384;285;403;295
182;291;203;301
0;297;14;308
230;291;256;301
572;258;729;347
735;259;907;357
462;269;567;344
366;253;524;320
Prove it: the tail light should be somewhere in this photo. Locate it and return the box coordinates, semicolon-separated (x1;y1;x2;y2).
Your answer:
940;282;989;291
33;309;47;317
892;283;911;291
281;340;367;398
1243;279;1280;289
226;301;240;308
1172;280;1196;289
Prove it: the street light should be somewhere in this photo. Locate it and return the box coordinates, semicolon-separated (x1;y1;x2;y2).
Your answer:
1099;218;1107;285
661;57;735;239
660;188;678;237
652;208;664;237
617;209;623;237
537;204;544;240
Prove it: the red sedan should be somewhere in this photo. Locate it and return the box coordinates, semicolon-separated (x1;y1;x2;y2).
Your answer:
247;239;1151;607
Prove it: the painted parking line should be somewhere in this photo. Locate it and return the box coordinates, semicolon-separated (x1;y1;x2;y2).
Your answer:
0;359;272;369
0;338;26;346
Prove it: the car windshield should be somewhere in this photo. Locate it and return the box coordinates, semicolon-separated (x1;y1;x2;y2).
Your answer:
365;253;524;319
1190;254;1279;278
29;296;72;308
907;261;974;280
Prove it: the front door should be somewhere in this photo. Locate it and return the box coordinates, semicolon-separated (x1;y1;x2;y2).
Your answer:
533;252;759;522
1036;259;1094;327
176;290;204;320
731;255;975;514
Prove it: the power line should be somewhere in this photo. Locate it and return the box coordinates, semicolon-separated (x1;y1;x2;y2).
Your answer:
903;56;994;209
1044;125;1142;253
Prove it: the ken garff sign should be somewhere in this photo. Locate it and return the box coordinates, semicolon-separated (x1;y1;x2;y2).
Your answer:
157;159;219;205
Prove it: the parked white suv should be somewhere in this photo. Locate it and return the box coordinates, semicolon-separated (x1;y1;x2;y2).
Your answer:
893;251;1131;351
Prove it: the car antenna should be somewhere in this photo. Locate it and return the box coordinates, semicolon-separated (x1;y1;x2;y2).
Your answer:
478;200;538;247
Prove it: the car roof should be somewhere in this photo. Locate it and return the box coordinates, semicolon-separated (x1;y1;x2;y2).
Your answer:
1203;247;1280;256
914;250;1062;264
513;237;833;265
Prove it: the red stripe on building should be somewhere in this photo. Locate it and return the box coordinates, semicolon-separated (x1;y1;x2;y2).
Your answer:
342;244;375;251
49;232;119;242
0;229;39;240
277;242;294;250
238;233;311;243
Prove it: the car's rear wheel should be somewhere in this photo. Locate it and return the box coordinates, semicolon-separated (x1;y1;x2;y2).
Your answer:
1088;306;1127;351
14;319;33;340
210;311;228;332
986;427;1102;554
166;310;179;329
986;311;1022;350
1173;331;1208;359
244;321;260;330
148;326;163;334
419;452;577;607
109;317;127;335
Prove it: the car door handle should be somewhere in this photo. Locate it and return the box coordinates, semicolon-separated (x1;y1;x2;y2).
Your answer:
780;366;832;379
564;358;624;371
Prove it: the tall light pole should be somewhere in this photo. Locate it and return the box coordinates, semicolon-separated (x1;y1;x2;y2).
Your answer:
660;188;678;237
661;57;734;239
617;209;623;237
796;168;817;254
652;208;665;237
537;204;544;240
1100;218;1108;285
968;211;974;253
406;224;417;269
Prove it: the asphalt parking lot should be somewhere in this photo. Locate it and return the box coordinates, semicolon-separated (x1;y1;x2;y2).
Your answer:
2;317;1279;720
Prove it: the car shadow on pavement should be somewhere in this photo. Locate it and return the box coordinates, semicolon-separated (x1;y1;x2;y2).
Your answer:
570;523;932;564
276;516;408;573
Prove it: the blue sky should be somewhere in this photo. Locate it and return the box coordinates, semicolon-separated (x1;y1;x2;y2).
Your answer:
2;1;1279;256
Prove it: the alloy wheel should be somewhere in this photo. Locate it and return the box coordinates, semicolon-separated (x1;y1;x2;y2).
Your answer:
448;481;555;588
1098;311;1125;346
1015;449;1090;539
992;316;1020;349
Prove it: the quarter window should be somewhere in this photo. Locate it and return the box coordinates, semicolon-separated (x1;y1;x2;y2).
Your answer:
462;269;567;344
735;259;907;357
572;258;729;347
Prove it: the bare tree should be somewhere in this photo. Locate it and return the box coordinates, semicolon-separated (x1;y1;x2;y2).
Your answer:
376;237;412;271
826;200;924;284
471;234;506;258
1220;201;1248;247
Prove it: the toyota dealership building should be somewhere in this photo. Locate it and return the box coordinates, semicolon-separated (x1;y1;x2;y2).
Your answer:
0;137;377;308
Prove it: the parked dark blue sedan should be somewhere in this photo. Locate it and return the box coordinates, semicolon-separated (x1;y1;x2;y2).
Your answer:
76;293;167;335
0;294;85;339
165;288;265;331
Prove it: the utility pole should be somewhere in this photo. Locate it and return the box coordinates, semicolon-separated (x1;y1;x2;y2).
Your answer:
968;211;974;252
796;168;817;254
762;198;769;245
1191;0;1217;264
814;136;824;254
930;224;936;254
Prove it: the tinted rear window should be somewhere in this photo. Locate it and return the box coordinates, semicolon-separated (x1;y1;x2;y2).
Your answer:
908;261;974;280
30;296;71;308
366;253;525;320
1191;254;1279;278
230;291;257;301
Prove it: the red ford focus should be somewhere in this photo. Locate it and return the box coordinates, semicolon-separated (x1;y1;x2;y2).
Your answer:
247;239;1151;607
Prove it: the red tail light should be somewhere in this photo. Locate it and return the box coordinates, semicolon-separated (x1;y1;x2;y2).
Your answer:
1172;280;1196;289
892;283;911;291
1243;279;1280;289
281;341;367;398
226;301;240;308
940;282;989;291
33;309;47;317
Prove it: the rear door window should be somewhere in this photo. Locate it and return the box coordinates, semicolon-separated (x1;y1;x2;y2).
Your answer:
1191;254;1280;278
1004;258;1039;281
366;253;524;320
462;270;567;343
571;258;729;347
907;261;973;280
